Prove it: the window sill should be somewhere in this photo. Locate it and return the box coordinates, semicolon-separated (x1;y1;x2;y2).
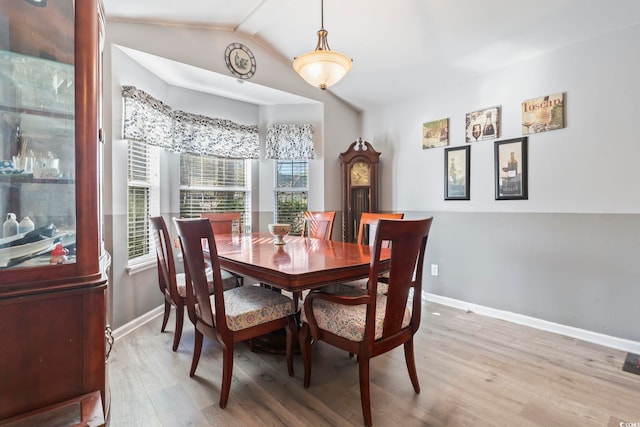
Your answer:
126;256;156;275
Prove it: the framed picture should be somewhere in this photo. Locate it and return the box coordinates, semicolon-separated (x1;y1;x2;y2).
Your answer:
494;137;528;200
465;106;500;142
522;92;565;134
422;118;449;149
444;146;470;200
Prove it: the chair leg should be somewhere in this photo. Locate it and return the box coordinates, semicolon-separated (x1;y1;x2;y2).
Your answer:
404;337;420;393
190;330;203;377
300;322;312;388
293;291;301;311
358;357;373;427
219;343;234;409
161;299;171;332
172;302;184;351
285;315;297;376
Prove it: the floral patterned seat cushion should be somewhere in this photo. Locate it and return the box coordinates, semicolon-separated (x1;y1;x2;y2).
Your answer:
175;268;237;298
301;293;410;342
197;285;295;332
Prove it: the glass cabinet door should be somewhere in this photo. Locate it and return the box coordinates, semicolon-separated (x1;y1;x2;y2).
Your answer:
0;0;77;270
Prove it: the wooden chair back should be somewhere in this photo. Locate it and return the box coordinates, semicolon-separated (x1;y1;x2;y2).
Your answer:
174;218;225;331
301;211;336;240
357;212;404;246
201;212;242;235
200;212;245;287
368;218;432;341
150;216;179;303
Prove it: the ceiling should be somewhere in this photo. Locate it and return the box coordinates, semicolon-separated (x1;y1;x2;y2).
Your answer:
104;0;640;110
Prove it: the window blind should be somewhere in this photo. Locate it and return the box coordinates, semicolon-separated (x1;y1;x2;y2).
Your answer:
275;160;308;234
127;140;160;261
179;153;251;231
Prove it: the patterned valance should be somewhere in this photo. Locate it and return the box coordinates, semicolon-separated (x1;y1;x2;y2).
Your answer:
122;85;173;149
121;86;259;159
265;123;314;160
172;111;259;159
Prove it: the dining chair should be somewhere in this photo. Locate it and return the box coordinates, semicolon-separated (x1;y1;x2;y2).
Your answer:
324;212;404;296
301;211;336;240
293;210;337;306
299;217;433;427
200;212;245;287
173;217;297;409
357;212;404;246
150;216;237;351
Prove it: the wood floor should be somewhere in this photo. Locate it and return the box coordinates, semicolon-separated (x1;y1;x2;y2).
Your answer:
108;301;640;426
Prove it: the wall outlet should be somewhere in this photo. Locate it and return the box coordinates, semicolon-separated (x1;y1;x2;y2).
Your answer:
431;264;439;276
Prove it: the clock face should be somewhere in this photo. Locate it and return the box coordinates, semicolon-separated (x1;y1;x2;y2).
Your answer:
351;161;370;186
224;43;256;79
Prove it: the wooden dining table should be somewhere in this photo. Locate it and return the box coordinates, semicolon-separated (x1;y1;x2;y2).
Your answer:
212;232;390;293
208;232;390;353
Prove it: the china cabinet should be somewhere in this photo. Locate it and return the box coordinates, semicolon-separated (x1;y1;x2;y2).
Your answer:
339;138;380;243
0;0;109;422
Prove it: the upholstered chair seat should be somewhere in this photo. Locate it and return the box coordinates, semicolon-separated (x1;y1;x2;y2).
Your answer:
300;292;409;341
195;285;295;331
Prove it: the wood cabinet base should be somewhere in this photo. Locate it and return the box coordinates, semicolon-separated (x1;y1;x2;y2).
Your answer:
0;391;104;427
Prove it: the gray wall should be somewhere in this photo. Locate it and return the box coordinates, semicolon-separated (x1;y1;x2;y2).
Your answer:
418;211;640;341
363;25;640;343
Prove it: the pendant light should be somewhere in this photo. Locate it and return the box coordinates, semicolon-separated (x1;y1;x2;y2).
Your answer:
293;0;352;90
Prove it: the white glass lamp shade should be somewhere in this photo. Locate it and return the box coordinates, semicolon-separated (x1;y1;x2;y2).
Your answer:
293;49;352;90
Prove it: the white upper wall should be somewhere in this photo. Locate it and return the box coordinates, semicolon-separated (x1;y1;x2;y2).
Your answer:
363;25;640;214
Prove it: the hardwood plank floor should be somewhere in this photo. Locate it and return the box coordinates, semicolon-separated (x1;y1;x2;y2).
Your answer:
108;301;640;426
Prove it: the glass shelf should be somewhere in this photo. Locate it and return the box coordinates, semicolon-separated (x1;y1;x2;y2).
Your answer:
0;50;75;116
0;50;76;269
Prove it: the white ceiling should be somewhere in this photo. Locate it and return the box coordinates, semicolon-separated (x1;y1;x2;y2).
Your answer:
104;0;640;110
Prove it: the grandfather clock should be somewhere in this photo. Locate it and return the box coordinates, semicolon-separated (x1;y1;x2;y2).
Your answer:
340;138;381;242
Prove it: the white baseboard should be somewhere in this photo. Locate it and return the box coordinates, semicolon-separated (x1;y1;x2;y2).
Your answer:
112;305;164;342
424;292;640;355
112;295;639;355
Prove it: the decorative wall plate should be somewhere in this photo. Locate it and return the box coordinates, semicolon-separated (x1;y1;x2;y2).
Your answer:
225;43;256;79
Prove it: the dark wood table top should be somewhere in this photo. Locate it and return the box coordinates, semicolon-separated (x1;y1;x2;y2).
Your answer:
213;232;389;292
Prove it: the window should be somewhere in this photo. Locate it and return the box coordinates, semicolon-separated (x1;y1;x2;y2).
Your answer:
127;140;160;262
179;153;251;230
275;160;308;235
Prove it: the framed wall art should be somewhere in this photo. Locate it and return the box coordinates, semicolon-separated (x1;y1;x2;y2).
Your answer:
422;118;449;149
465;106;500;142
444;145;470;200
494;137;528;200
522;92;565;134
